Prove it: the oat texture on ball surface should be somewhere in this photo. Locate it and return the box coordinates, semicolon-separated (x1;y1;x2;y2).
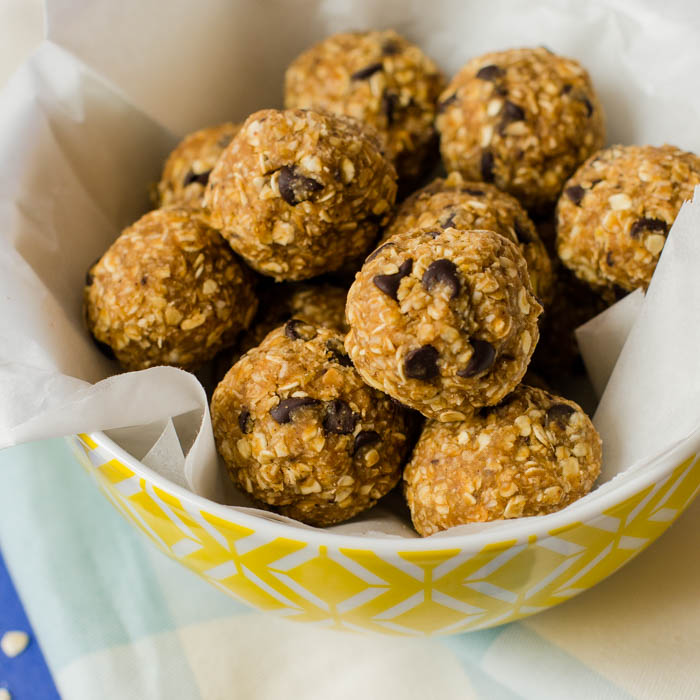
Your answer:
204;108;397;281
380;172;553;303
437;47;605;213
346;226;542;420
211;323;409;526
233;282;348;362
84;207;257;371
556;144;700;293
285;29;445;184
404;385;602;536
156;122;241;208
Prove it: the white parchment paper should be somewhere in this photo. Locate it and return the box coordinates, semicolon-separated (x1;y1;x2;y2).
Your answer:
2;0;700;536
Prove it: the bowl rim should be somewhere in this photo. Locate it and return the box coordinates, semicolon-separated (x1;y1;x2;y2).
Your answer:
82;428;696;554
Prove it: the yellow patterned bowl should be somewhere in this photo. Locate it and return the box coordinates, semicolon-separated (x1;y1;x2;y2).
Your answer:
67;429;700;636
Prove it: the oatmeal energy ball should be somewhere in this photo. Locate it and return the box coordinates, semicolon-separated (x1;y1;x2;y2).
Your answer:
156;122;241;208
556;144;700;292
204;109;397;281
345;227;542;421
437;47;605;212
285;30;445;182
380;172;553;303
85;207;257;371
404;385;602;536
211;323;408;526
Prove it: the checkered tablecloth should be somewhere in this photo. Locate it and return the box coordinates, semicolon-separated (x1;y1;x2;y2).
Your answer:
1;439;699;699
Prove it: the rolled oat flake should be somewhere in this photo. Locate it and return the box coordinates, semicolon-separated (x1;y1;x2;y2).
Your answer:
1;630;29;658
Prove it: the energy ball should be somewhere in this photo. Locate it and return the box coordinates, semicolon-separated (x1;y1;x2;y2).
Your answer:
556;144;700;292
404;385;602;536
285;30;445;183
85;207;257;371
379;172;553;303
235;282;348;358
156;122;241;208
345;227;542;421
205;109;397;281
436;47;605;213
211;324;409;526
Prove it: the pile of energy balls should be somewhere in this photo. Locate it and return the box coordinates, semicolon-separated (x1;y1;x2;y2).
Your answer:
84;31;700;536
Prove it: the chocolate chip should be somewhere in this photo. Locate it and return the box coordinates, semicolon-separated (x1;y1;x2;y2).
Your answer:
381;90;399;126
382;40;401;55
437;93;458;112
463;187;485;196
140;275;148;286
501;100;525;125
590;179;603;188
353;430;380;454
561;85;594;116
351;62;383;80
270;397;320;424
629;217;668;239
565;185;586;206
481;150;495;182
513;219;533;243
284;318;317;341
183;169;212;187
326;338;352;367
404;345;439;380
476;64;504;81
606;252;615;267
458;340;496;377
91;335;116;360
580;96;593;117
442;211;457;229
422;259;460;299
323;399;358;435
277;165;323;205
238;408;252;434
373;259;413;300
365;242;394;263
545;403;576;427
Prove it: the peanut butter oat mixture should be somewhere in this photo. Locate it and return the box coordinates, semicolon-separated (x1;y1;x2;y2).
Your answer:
404;385;601;536
285;30;445;183
345;227;542;421
211;324;408;525
156;122;241;208
235;282;348;359
380;172;553;303
204;109;397;281
556;144;700;292
436;47;604;213
85;207;257;371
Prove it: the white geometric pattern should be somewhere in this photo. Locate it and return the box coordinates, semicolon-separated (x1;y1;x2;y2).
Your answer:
67;434;700;636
